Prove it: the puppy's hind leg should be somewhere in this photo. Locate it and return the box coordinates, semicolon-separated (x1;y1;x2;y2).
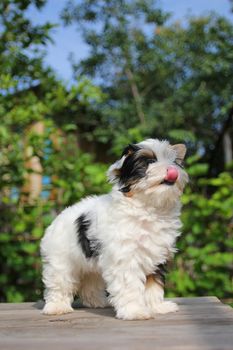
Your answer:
79;272;108;308
42;261;77;315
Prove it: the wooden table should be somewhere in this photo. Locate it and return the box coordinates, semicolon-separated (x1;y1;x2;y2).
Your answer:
0;297;232;350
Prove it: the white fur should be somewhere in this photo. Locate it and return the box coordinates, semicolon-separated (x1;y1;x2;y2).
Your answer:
41;139;188;320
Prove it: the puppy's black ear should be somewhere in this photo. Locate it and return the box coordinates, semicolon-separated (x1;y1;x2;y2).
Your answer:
121;144;139;157
107;144;139;184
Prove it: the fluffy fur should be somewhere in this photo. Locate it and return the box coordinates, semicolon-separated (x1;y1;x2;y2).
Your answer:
40;138;189;320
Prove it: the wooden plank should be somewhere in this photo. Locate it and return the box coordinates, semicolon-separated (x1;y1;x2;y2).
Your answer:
171;296;220;304
0;296;221;311
0;298;232;350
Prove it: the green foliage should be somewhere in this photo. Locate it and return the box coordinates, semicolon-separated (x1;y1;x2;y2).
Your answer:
167;167;233;299
0;0;54;90
0;0;109;302
0;202;52;302
0;118;110;302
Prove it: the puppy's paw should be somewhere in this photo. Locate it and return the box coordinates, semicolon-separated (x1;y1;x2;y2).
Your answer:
42;301;73;315
116;304;151;320
151;301;179;316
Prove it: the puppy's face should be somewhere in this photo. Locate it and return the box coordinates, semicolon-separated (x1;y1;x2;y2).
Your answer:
108;139;189;201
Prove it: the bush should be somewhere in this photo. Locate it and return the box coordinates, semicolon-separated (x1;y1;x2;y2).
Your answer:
0;80;232;301
167;164;233;299
0;124;110;302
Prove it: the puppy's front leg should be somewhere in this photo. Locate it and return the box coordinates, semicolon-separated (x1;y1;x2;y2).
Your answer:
103;263;151;320
145;273;178;315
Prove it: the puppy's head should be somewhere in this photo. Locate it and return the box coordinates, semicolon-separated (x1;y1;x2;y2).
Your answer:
108;139;189;203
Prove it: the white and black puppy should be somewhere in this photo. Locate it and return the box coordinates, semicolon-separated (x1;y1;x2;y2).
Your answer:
41;138;188;320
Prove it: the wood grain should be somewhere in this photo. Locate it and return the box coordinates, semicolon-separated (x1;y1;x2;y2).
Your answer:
0;297;232;350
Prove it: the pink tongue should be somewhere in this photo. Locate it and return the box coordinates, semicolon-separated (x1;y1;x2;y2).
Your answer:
165;167;179;182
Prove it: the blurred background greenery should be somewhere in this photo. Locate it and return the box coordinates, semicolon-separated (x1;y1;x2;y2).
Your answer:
0;0;232;303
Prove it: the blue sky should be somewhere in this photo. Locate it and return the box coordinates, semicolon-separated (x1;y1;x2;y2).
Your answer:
27;0;232;82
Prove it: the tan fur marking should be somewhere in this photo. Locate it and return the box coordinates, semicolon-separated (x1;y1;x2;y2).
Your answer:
113;168;121;176
146;274;156;289
123;191;133;197
146;273;164;289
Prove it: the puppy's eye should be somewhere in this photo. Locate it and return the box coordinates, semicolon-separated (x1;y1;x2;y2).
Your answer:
174;158;184;168
147;158;157;164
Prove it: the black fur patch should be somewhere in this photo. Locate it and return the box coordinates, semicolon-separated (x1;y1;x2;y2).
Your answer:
75;214;100;259
155;263;167;285
121;144;140;157
119;185;131;193
119;148;156;187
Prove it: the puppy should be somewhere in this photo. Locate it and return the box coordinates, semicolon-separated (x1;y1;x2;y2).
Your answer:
40;139;188;320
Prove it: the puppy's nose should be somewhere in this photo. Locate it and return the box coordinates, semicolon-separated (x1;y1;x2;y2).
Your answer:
165;166;179;182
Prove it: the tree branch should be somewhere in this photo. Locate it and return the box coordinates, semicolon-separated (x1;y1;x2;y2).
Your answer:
125;67;145;125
